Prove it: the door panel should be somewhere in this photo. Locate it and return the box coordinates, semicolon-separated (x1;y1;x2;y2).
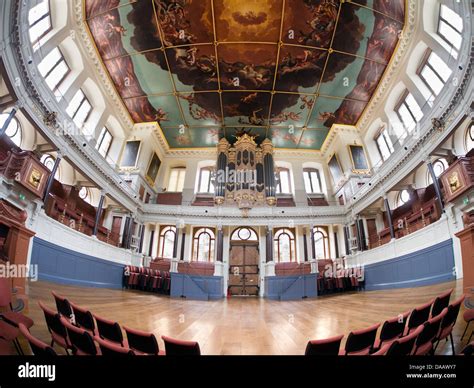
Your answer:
229;244;259;296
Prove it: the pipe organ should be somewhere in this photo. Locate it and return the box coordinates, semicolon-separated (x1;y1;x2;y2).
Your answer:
215;134;276;216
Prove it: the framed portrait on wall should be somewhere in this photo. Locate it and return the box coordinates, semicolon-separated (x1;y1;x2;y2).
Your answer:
145;152;161;185
328;153;344;185
348;144;370;174
120;140;141;168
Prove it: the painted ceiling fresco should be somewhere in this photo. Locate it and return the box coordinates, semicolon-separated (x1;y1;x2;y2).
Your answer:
85;0;405;150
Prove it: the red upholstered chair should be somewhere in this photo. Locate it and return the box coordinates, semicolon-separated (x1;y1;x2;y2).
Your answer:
340;323;380;355
0;319;23;354
385;325;423;356
96;337;135;355
38;301;72;354
138;267;151;290
19;324;56;356
150;270;162;293
161;272;171;293
51;291;73;318
461;308;474;343
373;311;410;351
60;317;98;356
405;300;434;335
371;343;391;356
124;326;163;355
161;335;201;356
70;302;96;336
94;314;126;347
0;277;34;330
413;308;447;355
127;267;140;289
304;334;344;356
431;288;453;318
435;295;465;355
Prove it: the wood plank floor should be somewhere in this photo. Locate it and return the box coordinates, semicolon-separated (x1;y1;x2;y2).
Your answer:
14;279;473;355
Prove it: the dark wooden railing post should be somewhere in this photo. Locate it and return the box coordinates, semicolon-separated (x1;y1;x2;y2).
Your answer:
92;191;106;236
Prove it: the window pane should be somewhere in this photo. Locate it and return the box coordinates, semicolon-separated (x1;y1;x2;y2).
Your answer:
28;0;49;25
29;17;51;44
176;170;185;192
376;135;390;161
279;170;291;194
162;232;175;258
98;131;112;157
38;48;61;77
421;66;444;95
73;99;91;127
199;169;210;192
168;169;179;191
405;94;423;122
45;60;68;90
439;21;462;50
440;5;463;33
398;104;415;131
428;52;452;82
303;172;312;193
66;90;85;117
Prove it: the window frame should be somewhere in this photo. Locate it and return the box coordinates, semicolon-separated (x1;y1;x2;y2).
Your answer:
0;114;22;147
303;168;322;194
192;227;216;262
313;226;330;260
96;127;113;158
197;166;215;194
437;4;463;55
157;225;176;259
230;227;258;242
38;48;71;95
374;126;394;162
276;167;292;195
168;167;186;192
67;90;92;128
273;227;296;263
417;49;452;99
395;91;423;133
28;0;52;49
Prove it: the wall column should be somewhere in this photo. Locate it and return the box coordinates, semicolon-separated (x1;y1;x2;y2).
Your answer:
92;191;106;236
42;152;62;207
265;225;273;262
427;161;445;212
384;196;396;240
216;225;224;262
0;107;17;136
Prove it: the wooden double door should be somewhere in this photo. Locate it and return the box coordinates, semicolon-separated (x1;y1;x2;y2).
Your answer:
228;242;259;296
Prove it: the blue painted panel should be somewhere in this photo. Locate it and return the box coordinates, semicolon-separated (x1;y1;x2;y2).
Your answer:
264;274;318;301
30;237;124;289
364;239;455;291
170;273;224;300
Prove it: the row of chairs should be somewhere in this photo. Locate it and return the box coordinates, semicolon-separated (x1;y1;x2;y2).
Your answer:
123;266;171;294
317;275;364;295
21;290;200;356
305;288;472;356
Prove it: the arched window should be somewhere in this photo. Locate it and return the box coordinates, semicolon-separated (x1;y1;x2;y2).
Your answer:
158;225;176;259
303;168;322;194
168;167;186;192
78;187;91;204
397;190;410;206
40;154;60;180
276;167;292;194
273;228;296;262
0;114;22;147
192;227;215;262
197;167;215;193
427;158;448;185
231;227;258;241
465;122;474;153
313;227;329;260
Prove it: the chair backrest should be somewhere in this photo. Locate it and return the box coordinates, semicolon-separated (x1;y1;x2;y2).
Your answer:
461;341;474;356
70;302;96;335
60;317;97;355
304;334;344;356
124;326;159;355
371;343;391;356
414;308;447;353
94;314;124;346
38;301;68;339
386;325;423;356
431;289;453;317
407;300;433;333
379;311;410;344
51;291;73;318
161;336;201;356
344;323;380;355
440;295;465;330
0;276;12;308
19;324;57;356
96;337;135;356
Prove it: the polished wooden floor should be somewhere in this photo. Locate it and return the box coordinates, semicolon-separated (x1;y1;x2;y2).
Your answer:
13;279;473;355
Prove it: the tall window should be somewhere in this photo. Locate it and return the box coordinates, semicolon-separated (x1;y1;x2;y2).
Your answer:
428;158;448;184
66;90;92;128
313;227;329;260
168;167;186;192
303;168;322;194
28;0;52;51
276;167;292;194
465;123;474;153
96;127;113;157
418;51;452;103
197;167;214;193
38;48;70;99
192;227;215;262
273;228;296;262
157;225;176;259
40;154;59;179
0;114;22;147
438;5;463;58
396;92;423;133
375;126;394;162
